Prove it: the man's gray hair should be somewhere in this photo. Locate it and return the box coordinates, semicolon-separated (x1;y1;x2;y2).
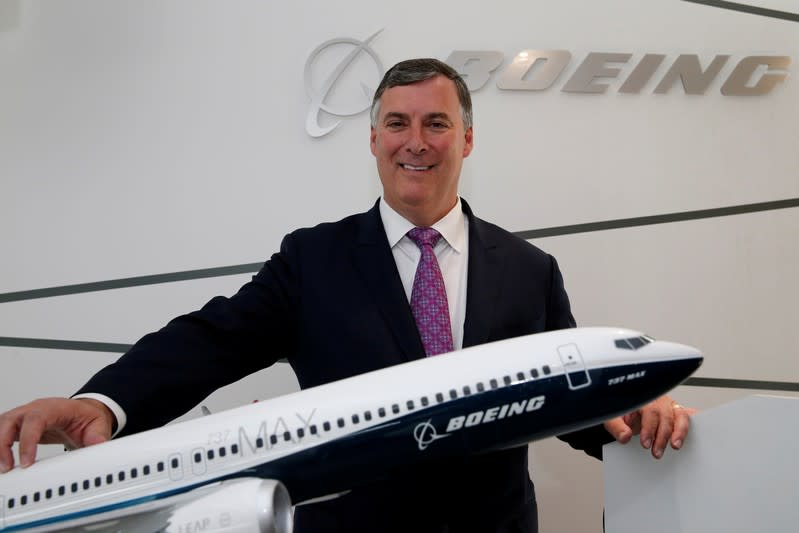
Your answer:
370;58;473;130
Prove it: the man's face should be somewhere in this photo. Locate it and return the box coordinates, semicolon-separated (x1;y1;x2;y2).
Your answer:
370;75;473;227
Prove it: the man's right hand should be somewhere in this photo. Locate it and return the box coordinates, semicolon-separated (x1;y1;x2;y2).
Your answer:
0;397;114;473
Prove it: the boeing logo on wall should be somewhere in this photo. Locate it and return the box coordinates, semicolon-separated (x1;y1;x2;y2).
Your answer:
303;31;791;137
304;30;384;138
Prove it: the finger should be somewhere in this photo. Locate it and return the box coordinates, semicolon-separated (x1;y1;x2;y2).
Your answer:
0;413;21;473
623;411;642;435
650;406;674;460
18;411;47;468
638;405;661;454
603;417;633;443
670;405;693;449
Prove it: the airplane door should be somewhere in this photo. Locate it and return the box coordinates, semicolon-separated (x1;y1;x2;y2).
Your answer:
168;453;184;481
557;343;591;390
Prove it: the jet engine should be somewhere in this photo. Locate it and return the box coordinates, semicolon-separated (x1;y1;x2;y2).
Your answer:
166;478;292;533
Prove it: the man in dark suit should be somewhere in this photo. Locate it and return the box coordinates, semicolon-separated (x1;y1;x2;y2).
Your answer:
0;58;692;532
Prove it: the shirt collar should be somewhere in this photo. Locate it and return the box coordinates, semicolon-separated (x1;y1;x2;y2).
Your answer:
379;197;466;253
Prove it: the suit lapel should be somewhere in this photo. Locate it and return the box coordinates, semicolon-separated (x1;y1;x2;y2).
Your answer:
351;202;425;361
462;200;505;348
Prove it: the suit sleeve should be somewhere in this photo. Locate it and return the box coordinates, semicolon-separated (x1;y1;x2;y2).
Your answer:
75;234;301;436
545;254;615;458
544;254;576;331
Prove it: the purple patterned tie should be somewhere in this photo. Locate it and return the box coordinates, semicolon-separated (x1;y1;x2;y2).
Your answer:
407;227;454;356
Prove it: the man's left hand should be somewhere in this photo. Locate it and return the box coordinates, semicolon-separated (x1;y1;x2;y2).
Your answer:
603;395;697;459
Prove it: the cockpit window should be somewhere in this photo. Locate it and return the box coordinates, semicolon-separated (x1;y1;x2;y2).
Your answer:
615;335;654;350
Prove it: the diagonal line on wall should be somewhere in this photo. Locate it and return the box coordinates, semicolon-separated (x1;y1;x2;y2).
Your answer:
684;377;799;392
514;197;799;240
0;262;264;304
681;0;799;22
0;336;132;353
0;336;293;361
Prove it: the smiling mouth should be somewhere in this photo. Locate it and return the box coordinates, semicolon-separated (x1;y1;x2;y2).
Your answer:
400;163;434;171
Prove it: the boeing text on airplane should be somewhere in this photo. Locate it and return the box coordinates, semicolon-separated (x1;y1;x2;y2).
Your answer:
445;395;546;432
412;395;546;451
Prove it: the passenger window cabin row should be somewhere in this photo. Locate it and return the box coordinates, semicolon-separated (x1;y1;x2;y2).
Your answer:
305;365;551;438
6;461;170;510
250;363;553;442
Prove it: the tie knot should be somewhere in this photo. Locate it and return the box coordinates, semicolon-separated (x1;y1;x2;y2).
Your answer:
407;227;442;248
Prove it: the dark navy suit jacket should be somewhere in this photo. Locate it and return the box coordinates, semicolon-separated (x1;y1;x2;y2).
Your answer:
77;199;611;532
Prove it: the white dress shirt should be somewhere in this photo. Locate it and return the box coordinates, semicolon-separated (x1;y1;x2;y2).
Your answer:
378;197;469;351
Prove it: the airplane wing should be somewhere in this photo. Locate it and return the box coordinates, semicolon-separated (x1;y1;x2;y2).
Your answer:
24;478;292;533
292;490;350;506
59;506;173;533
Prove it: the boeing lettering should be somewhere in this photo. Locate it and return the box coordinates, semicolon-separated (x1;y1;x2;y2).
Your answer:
446;50;791;95
446;395;546;432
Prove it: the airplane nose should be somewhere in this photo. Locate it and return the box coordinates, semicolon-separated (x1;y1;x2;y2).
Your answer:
655;342;703;386
662;341;703;366
604;345;703;412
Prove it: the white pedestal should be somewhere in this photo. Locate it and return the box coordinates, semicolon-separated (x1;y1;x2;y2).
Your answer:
604;395;799;533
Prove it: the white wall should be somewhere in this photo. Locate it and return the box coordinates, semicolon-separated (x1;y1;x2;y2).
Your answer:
1;1;797;531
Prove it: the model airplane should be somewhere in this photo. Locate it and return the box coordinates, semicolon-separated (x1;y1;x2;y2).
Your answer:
0;327;702;533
